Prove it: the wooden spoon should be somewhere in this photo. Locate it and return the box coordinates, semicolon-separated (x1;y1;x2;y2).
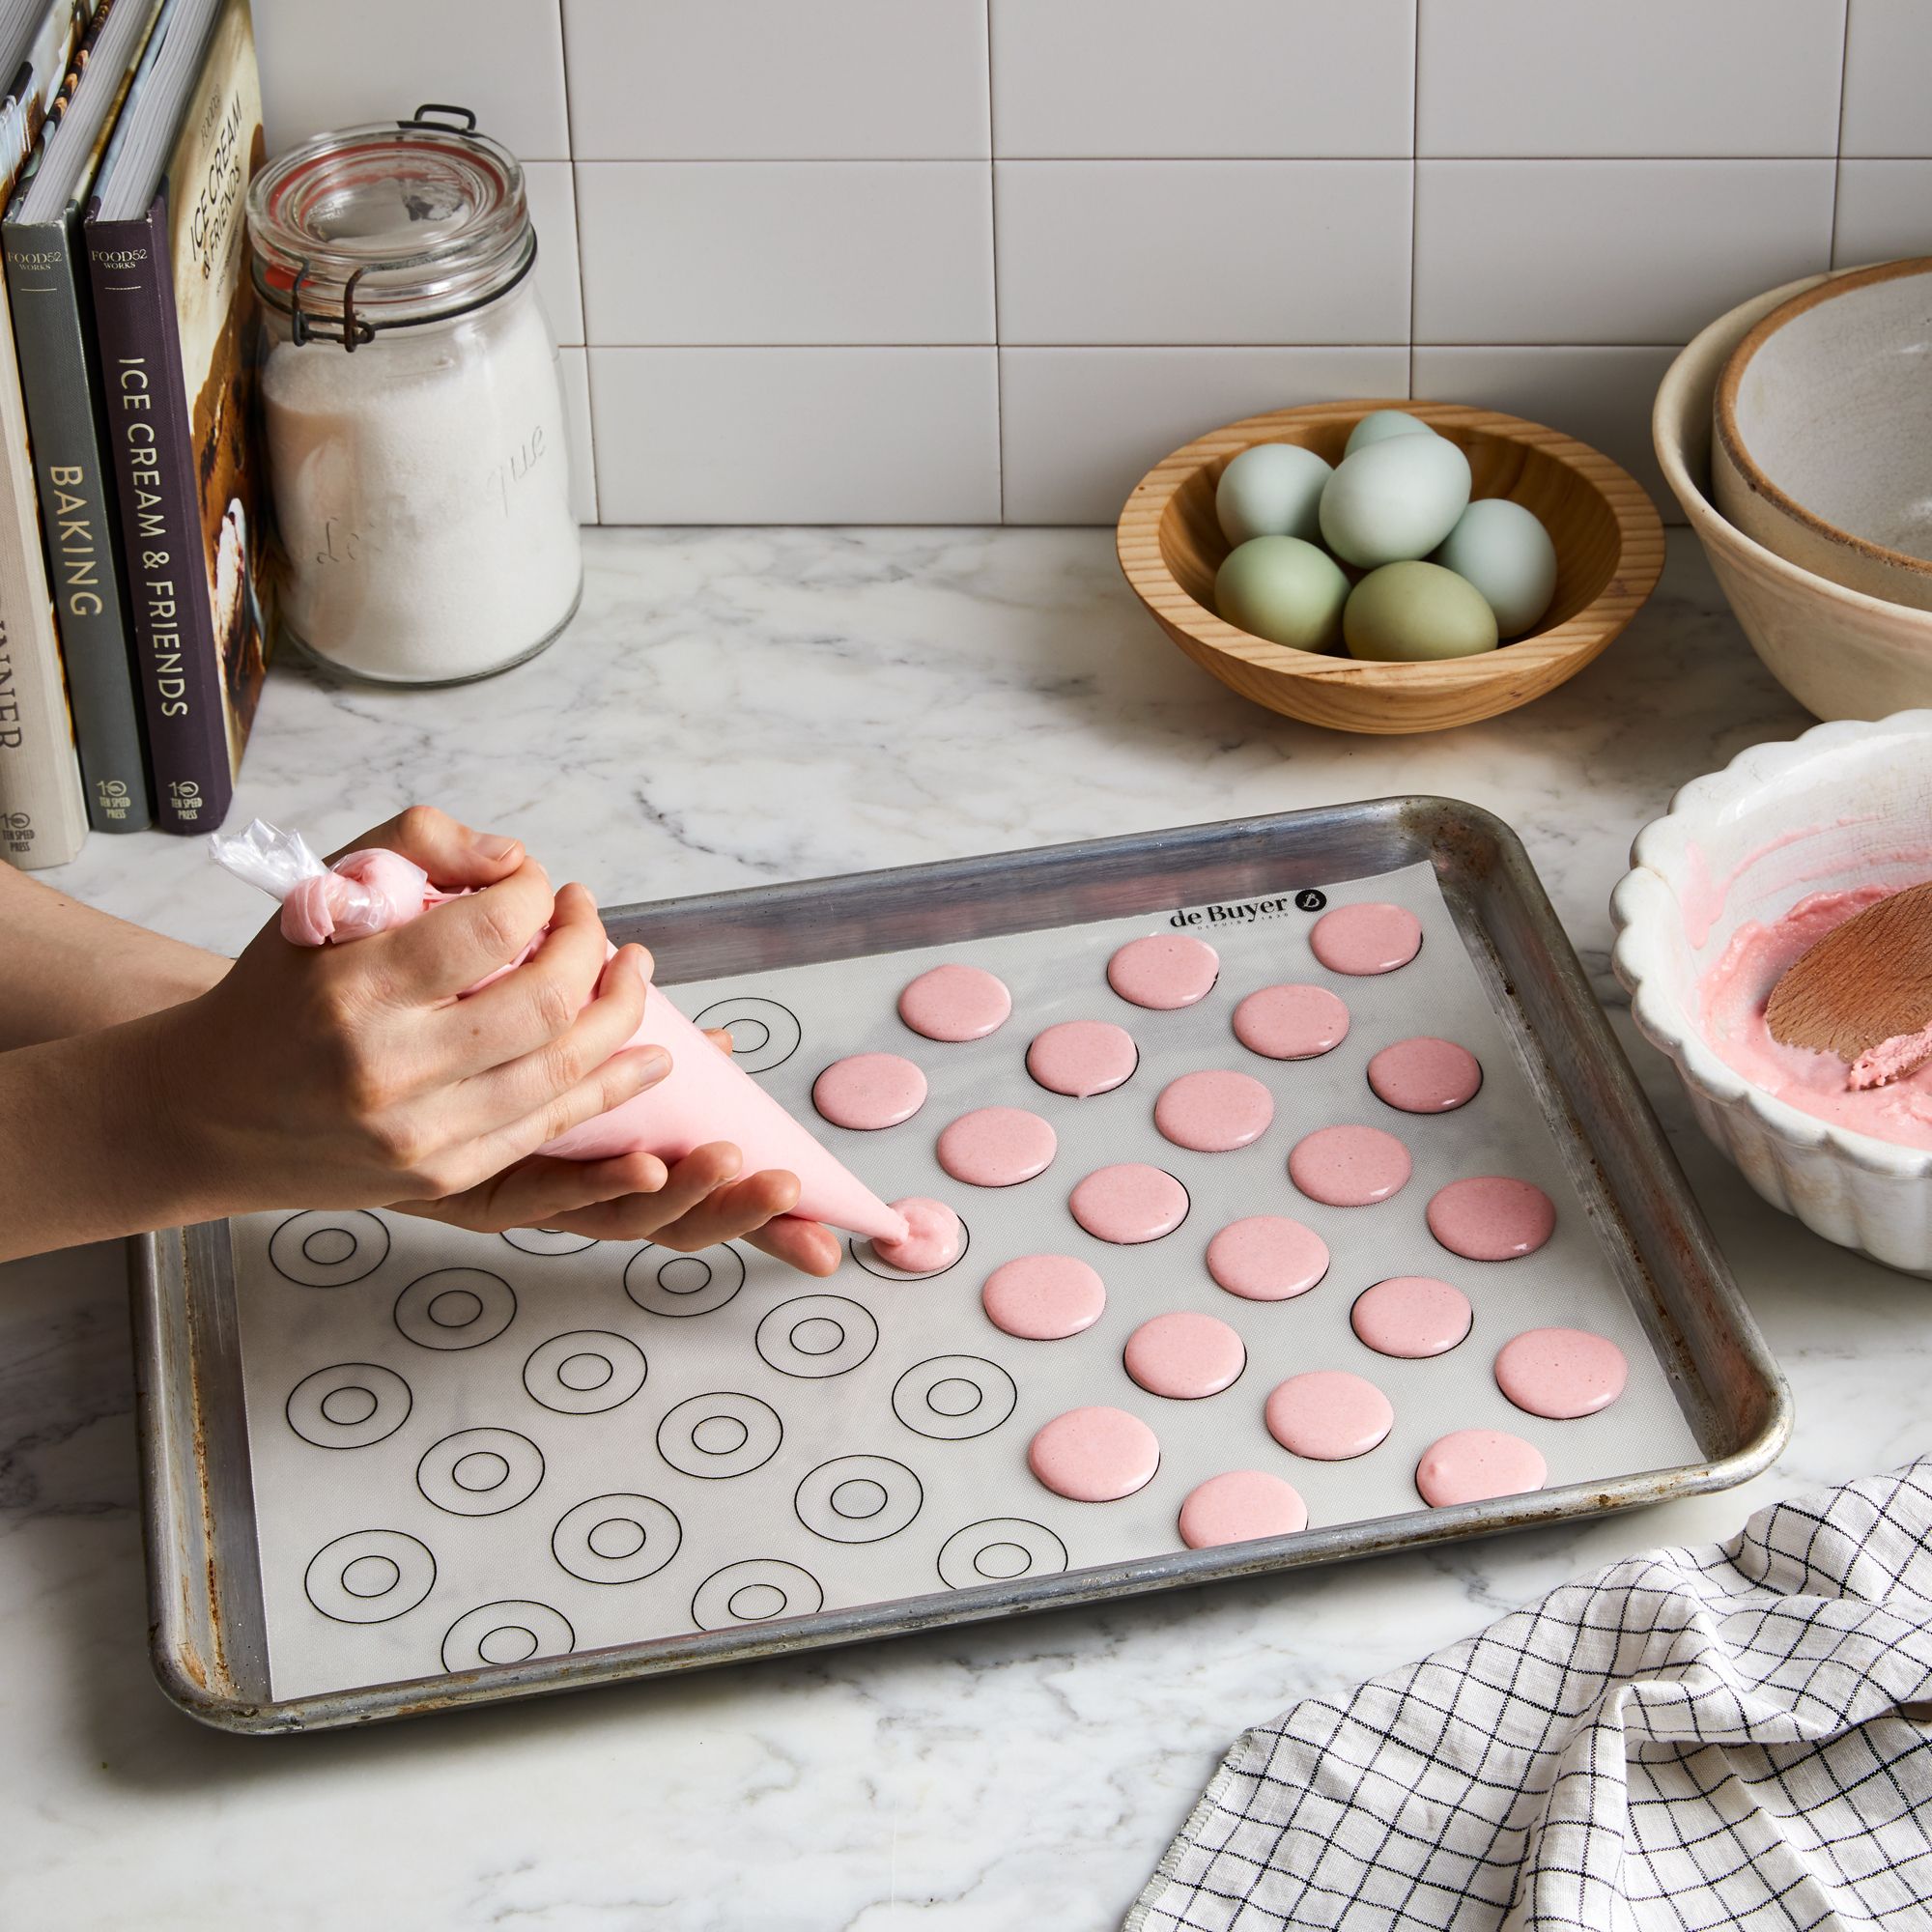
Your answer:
1765;881;1932;1085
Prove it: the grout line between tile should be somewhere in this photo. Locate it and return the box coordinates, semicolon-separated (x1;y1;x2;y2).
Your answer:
1407;0;1420;394
581;342;1687;354
985;0;1004;522
1829;0;1853;266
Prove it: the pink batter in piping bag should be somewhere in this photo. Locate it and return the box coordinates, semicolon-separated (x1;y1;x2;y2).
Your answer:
208;820;910;1244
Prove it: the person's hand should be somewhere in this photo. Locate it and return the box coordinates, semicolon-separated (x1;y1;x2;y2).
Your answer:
392;1027;843;1276
149;807;661;1217
150;806;839;1273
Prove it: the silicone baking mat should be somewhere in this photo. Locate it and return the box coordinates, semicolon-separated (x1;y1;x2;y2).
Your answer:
231;860;1700;1701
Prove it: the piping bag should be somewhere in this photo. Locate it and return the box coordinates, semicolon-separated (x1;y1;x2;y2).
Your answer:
209;821;910;1245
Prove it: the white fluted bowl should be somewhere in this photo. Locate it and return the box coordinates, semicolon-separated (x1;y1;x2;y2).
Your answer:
1611;711;1932;1275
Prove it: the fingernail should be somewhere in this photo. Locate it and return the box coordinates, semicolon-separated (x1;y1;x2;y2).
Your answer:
634;1047;670;1086
474;832;520;860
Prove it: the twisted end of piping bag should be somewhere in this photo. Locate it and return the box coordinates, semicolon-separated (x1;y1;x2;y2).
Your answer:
207;819;912;1245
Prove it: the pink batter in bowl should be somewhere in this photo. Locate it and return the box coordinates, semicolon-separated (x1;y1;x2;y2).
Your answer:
1612;710;1932;1275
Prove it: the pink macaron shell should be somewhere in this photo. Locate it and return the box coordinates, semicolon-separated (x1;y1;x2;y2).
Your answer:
1205;1216;1330;1301
1350;1276;1474;1359
897;964;1012;1042
1493;1326;1629;1420
871;1197;963;1274
1107;933;1220;1010
1068;1164;1190;1244
1264;1370;1394;1462
1415;1428;1548;1508
1027;1020;1139;1098
1178;1470;1310;1548
1287;1124;1413;1207
935;1106;1057;1187
981;1254;1107;1340
1122;1311;1247;1400
1232;982;1350;1060
1367;1037;1483;1114
1028;1406;1160;1502
1153;1068;1276;1152
811;1053;928;1130
1308;901;1423;976
1427;1177;1556;1261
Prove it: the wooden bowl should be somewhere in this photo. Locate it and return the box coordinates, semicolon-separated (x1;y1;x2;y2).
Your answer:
1116;399;1664;735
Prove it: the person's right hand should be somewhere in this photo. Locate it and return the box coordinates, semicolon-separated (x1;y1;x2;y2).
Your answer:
150;808;666;1219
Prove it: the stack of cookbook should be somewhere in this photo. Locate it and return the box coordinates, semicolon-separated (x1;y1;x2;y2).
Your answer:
0;0;270;869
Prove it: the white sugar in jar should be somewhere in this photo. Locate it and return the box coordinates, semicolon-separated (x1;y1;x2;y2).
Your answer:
246;108;582;684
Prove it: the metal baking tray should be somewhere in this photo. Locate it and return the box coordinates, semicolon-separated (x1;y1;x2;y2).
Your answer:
131;799;1790;1732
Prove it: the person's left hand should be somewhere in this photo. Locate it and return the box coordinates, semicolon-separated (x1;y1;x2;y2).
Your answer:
390;1027;843;1276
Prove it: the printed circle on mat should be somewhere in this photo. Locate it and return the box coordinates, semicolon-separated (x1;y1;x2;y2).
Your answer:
270;1209;389;1287
303;1529;435;1625
500;1227;599;1257
756;1294;879;1378
893;1354;1019;1440
393;1267;517;1350
937;1518;1069;1590
523;1329;648;1415
851;1209;971;1283
692;1559;824;1632
794;1455;923;1544
551;1492;682;1585
286;1361;412;1449
624;1242;746;1318
657;1391;783;1479
691;994;802;1073
440;1599;576;1672
415;1427;545;1517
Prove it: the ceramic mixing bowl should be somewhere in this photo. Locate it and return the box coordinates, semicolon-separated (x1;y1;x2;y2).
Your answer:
1713;256;1932;612
1654;273;1932;721
1611;710;1932;1275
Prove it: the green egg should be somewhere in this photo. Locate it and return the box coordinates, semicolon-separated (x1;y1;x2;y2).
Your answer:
1215;535;1350;653
1344;409;1437;457
1344;560;1499;662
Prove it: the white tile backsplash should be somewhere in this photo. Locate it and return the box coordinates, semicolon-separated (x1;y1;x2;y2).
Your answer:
996;162;1411;345
576;163;994;347
1409;345;1680;523
589;349;1001;524
1417;0;1847;158
524;163;585;347
989;0;1414;158
1000;346;1408;524
255;1;571;161
562;0;991;160
1415;160;1836;345
252;3;1863;524
1841;0;1932;156
1833;160;1932;266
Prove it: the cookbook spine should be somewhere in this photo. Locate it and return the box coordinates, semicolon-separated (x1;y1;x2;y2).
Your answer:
86;193;228;833
6;208;152;832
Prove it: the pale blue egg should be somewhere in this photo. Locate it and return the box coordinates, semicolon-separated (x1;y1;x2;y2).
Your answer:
1215;442;1332;545
1432;498;1558;636
1344;410;1437;458
1319;435;1472;569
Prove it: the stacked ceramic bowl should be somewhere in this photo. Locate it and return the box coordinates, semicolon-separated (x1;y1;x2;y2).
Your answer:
1654;257;1932;719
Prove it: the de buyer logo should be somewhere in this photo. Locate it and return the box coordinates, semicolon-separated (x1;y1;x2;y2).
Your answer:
1169;888;1326;929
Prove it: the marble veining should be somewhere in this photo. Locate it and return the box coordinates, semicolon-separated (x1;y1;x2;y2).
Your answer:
5;528;1926;1931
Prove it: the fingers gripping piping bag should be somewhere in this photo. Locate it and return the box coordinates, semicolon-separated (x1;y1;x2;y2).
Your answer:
208;821;911;1243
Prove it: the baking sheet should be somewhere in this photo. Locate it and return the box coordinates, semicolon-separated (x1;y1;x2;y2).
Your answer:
232;859;1701;1702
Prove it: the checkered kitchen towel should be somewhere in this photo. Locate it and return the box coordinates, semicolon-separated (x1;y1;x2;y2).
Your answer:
1129;1463;1932;1931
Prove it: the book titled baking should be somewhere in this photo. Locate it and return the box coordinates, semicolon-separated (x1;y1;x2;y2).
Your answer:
86;0;268;835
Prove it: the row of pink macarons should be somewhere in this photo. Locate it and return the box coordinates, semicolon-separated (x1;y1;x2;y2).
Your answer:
1028;1313;1626;1545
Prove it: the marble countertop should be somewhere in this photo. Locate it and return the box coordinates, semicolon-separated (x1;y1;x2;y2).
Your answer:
9;527;1929;1931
